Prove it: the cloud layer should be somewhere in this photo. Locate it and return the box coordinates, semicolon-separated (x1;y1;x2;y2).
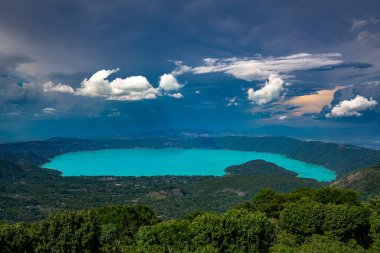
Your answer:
173;53;348;106
326;95;377;117
182;53;343;81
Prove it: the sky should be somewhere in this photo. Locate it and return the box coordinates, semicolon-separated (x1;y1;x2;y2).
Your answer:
1;0;380;146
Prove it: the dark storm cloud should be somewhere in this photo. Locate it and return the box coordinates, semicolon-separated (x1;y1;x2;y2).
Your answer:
0;0;378;73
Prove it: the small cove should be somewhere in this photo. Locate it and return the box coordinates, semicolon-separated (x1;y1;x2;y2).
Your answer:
41;148;336;182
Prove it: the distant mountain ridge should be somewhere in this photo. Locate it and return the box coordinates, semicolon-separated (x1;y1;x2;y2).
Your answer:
1;136;380;177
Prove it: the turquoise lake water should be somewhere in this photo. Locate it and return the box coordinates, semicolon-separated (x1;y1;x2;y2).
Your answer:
42;148;336;182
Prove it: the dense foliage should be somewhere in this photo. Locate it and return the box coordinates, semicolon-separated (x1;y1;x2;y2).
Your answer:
137;209;275;252
1;188;380;253
0;205;158;253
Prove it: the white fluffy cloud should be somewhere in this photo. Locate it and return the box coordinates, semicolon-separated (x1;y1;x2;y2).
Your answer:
108;76;159;100
44;69;183;101
326;95;377;117
159;74;182;91
77;69;160;100
78;69;119;97
247;74;285;105
43;81;74;94
189;53;343;81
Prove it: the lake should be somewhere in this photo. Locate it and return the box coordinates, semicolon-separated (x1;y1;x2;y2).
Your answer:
42;148;336;182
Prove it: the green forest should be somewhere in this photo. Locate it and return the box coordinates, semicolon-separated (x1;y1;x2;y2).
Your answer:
1;187;380;252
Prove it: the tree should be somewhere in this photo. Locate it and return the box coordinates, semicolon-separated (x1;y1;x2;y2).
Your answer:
247;188;288;218
137;219;191;252
32;210;100;253
280;200;325;239
297;235;365;253
323;204;371;246
369;195;380;213
312;187;360;206
92;205;158;248
190;210;275;253
0;222;34;253
369;211;380;252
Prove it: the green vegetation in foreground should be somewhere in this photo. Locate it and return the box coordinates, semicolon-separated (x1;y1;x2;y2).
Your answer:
0;158;324;222
1;187;380;253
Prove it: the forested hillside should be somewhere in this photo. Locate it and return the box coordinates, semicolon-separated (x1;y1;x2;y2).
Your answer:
332;165;380;200
1;188;379;252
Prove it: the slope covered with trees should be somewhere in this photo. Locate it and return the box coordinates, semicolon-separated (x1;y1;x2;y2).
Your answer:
332;165;380;200
1;188;380;252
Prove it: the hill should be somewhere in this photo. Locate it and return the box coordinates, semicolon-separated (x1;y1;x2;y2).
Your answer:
331;165;380;200
225;159;296;177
